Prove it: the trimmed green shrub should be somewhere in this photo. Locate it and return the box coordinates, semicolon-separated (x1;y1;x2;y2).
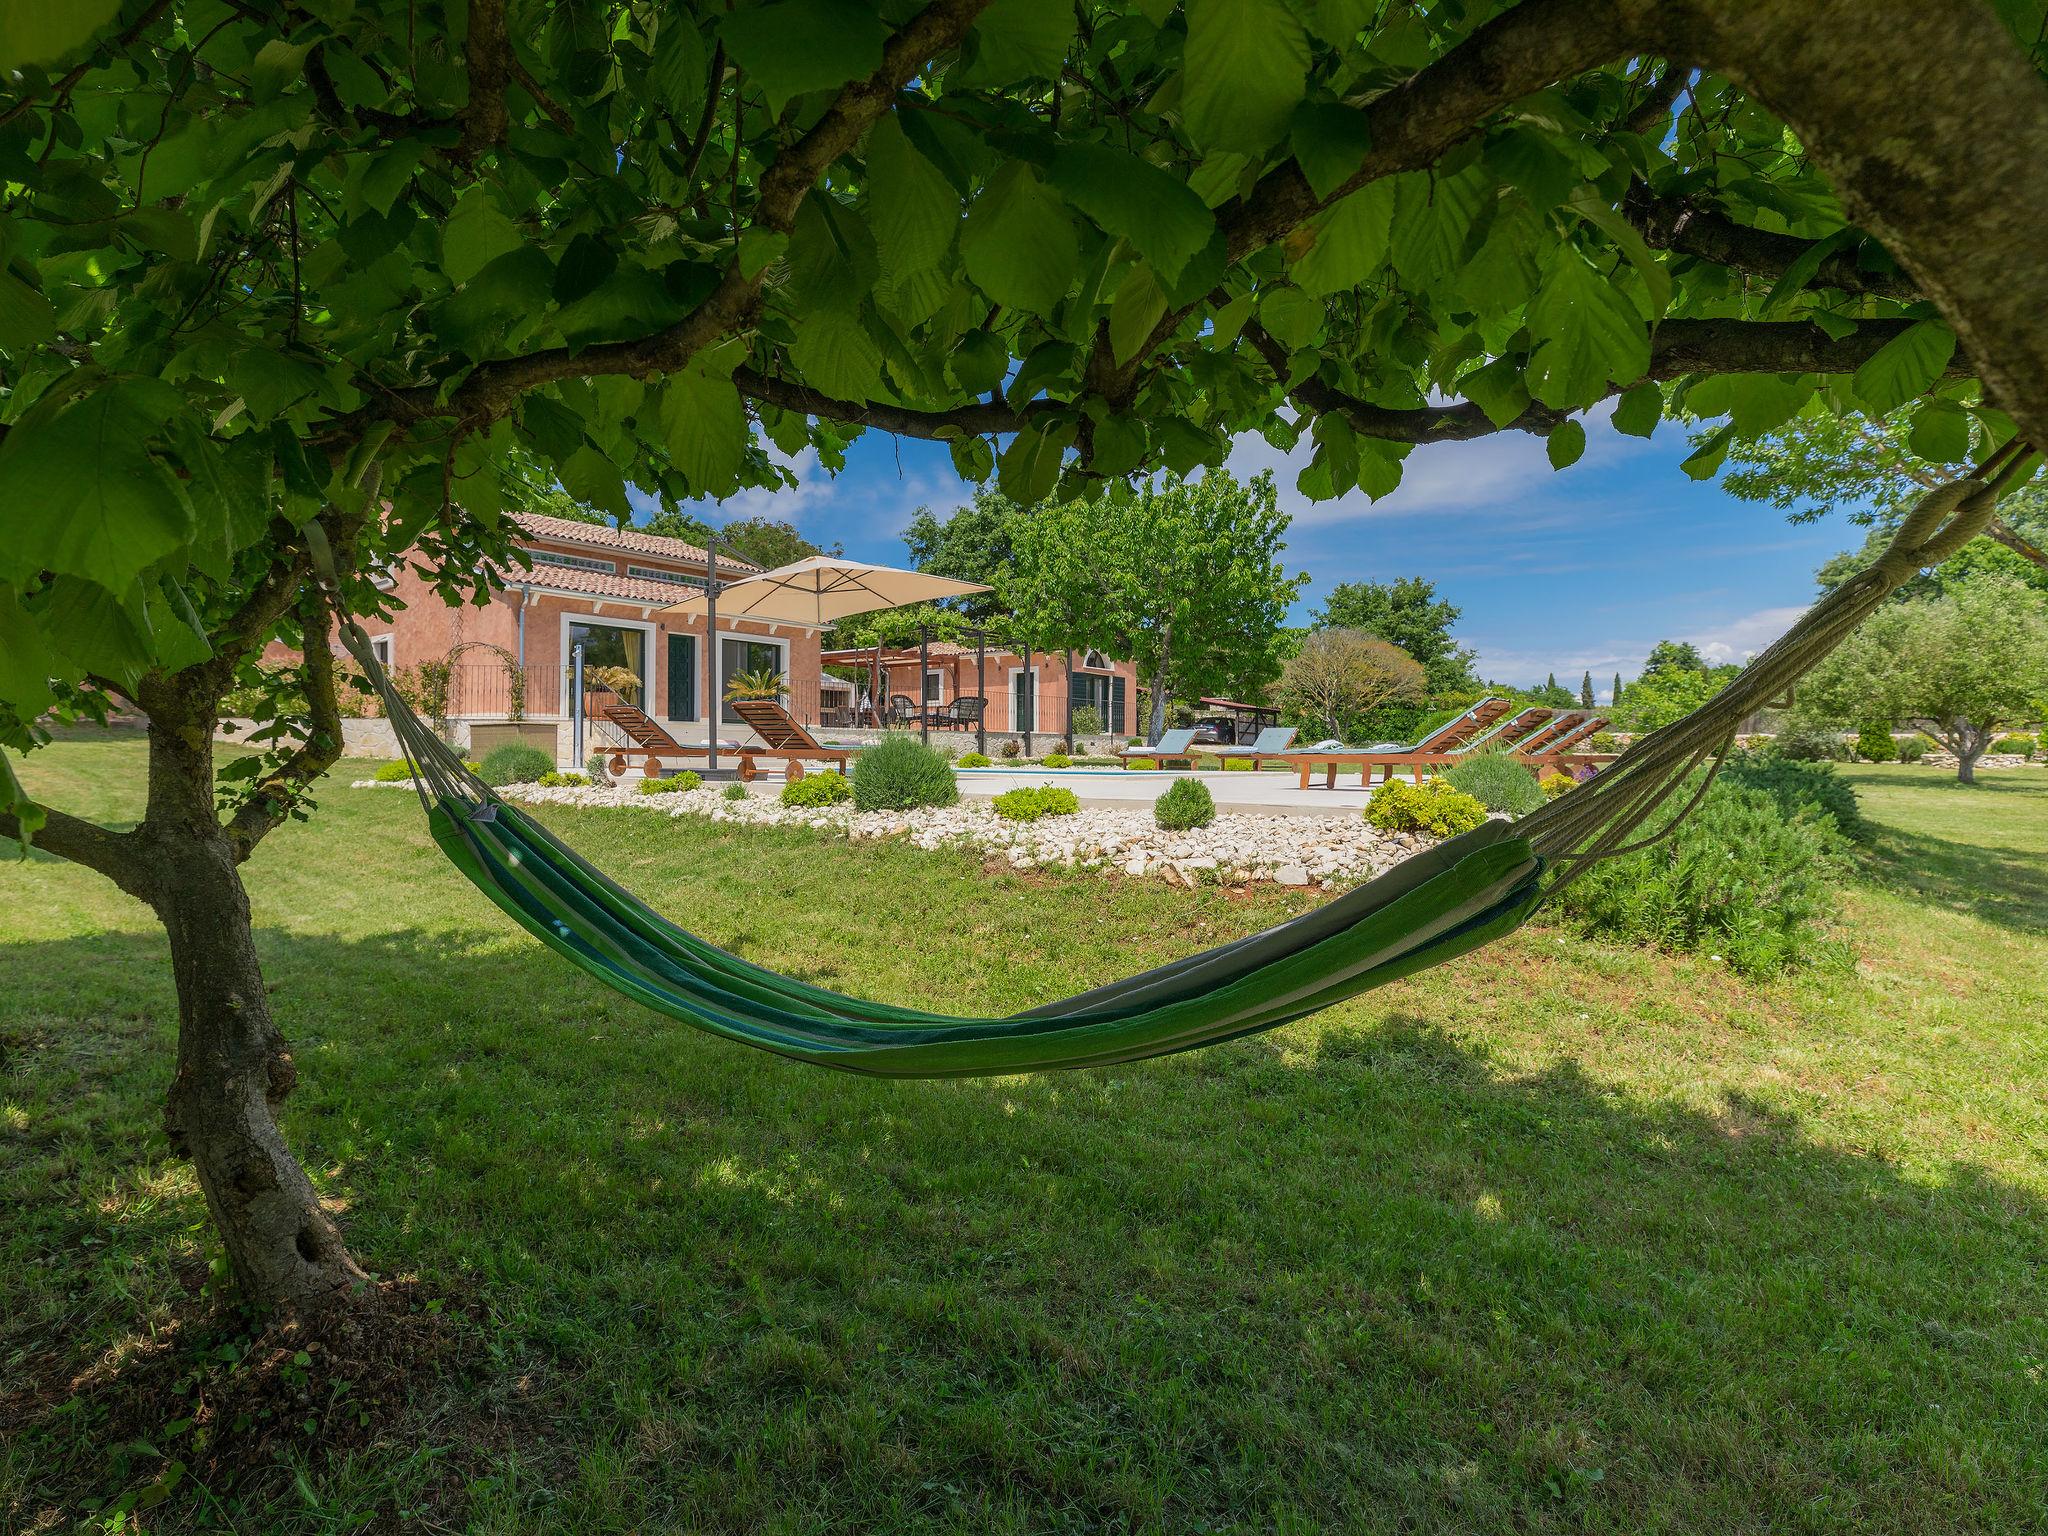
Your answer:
1721;748;1866;842
1769;723;1847;762
1223;757;1254;770
1071;705;1105;736
853;733;958;811
781;769;852;808
479;742;554;786
536;770;590;787
1553;779;1848;977
722;782;748;802
1364;778;1488;837
992;785;1081;821
1039;752;1073;769
1992;733;2037;754
1154;777;1216;830
1443;751;1543;814
1896;734;1930;762
1122;758;1158;771
956;752;993;767
586;752;610;778
1853;723;1897;762
372;759;414;782
1589;731;1622;753
1539;771;1575;799
639;770;702;795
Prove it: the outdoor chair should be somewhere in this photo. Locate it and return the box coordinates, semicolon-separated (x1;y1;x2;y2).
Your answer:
887;694;921;727
1118;728;1198;767
936;696;986;730
1208;725;1298;768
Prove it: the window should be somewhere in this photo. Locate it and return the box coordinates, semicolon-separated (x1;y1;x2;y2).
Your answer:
369;634;393;668
1011;668;1037;732
528;548;617;575
923;668;945;704
719;636;787;723
1069;670;1126;734
569;620;646;706
1081;648;1111;670
627;564;708;588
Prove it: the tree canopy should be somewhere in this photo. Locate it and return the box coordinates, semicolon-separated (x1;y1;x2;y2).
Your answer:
1796;572;2048;781
1313;576;1475;694
1276;627;1426;740
7;0;2048;1312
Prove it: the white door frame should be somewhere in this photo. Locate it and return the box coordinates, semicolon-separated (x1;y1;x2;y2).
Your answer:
559;612;657;712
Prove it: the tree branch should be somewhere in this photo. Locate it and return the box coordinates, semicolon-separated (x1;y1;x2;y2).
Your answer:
507;52;576;139
0;804;153;901
318;0;993;446
455;0;511;161
1622;186;1919;301
0;0;173;129
1986;516;2048;571
1252;316;1973;446
735;367;1039;437
222;592;347;861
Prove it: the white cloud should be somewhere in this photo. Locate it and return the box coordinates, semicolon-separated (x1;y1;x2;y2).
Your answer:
1466;602;1807;691
1686;604;1805;665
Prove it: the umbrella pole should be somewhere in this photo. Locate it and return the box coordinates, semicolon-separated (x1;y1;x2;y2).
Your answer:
705;536;719;776
975;628;986;756
918;623;930;746
1064;647;1075;753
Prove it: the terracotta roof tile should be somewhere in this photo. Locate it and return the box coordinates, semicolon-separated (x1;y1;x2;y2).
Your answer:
492;562;711;605
512;511;764;573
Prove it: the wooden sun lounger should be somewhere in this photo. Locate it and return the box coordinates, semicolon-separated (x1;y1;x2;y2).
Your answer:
1546;714;1608;753
1206;726;1298;768
1118;728;1199;767
601;701;852;782
1280;697;1528;788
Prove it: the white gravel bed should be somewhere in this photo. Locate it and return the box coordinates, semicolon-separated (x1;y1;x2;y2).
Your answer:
427;779;1444;889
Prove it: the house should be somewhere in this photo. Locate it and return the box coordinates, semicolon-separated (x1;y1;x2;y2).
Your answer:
818;641;1137;738
354;512;1142;761
359;513;819;758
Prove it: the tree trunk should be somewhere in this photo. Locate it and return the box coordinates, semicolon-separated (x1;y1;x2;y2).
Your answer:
1147;665;1171;746
145;693;367;1312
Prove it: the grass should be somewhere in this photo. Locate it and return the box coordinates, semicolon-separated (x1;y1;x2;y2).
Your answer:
5;738;2047;1533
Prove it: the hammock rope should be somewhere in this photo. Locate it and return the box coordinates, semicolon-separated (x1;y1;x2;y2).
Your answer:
302;439;2024;1077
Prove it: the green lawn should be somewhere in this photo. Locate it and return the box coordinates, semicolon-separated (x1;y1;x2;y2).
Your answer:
5;738;2047;1533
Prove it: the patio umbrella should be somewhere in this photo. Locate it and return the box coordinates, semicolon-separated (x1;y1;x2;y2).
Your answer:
656;555;988;624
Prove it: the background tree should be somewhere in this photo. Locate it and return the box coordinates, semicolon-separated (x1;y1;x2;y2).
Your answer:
901;490;1022;625
1314;577;1476;695
1276;629;1427;741
6;0;2048;1316
639;512;835;570
1007;472;1304;743
1613;673;1626;710
1641;640;1708;677
1796;574;2048;783
1617;665;1727;733
1581;671;1596;708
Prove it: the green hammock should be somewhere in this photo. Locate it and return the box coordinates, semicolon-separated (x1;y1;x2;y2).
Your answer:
310;457;2014;1079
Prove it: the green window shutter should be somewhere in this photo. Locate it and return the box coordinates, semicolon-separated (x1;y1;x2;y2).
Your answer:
666;633;696;719
1111;674;1126;735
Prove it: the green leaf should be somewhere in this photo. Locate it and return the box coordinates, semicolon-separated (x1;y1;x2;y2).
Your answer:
1565;189;1671;319
1525;248;1649;412
662;365;748;496
948;434;995;481
1484;127;1581;212
867;115;956;290
1354;437;1407;499
29;575;156;690
1907;398;1972;463
958;0;1076;86
552;235;617;306
1681;423;1735;480
717;0;889;114
961;163;1078;317
1289;103;1371;200
1684;372;1813;435
1851;320;1957;415
557;445;630;519
1612;381;1662;438
1546;419;1586;469
1257;287;1321;351
1761;227;1853;314
998;420;1075;504
1107;263;1168;367
0;0;119;71
0;381;191;592
949;329;1008;396
0;583;57;720
1181;0;1310;154
790;307;884;402
738;228;789;280
1045;145;1214;284
1291;179;1394;296
0;271;57;351
1459;356;1531;429
441;190;524;285
1090;414;1147;478
1388;167;1490;288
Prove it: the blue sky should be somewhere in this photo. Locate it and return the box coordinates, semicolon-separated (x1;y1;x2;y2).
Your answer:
667;410;1862;702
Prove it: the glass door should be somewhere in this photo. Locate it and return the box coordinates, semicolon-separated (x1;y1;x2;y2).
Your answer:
719;637;786;723
569;621;645;707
